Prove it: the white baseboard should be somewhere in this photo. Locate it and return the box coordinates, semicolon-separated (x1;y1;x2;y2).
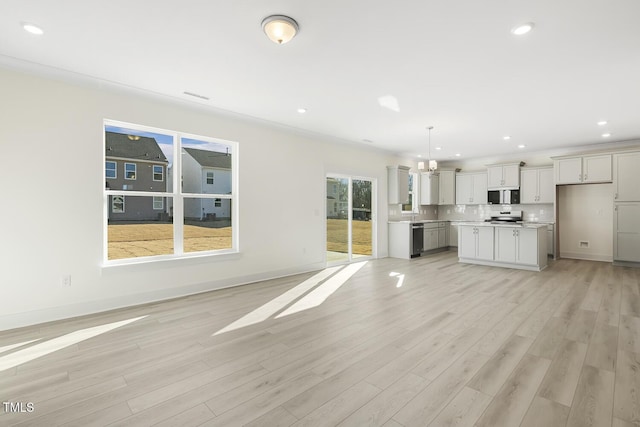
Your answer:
0;262;326;332
559;252;613;262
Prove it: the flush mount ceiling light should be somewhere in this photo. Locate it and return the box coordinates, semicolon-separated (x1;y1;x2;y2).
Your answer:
518;144;526;148
22;22;44;35
262;15;299;44
602;133;611;138
297;107;307;114
503;136;511;140
511;22;534;35
597;120;608;126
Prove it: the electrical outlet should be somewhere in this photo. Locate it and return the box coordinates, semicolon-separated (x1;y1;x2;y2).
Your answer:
579;241;589;248
62;275;71;287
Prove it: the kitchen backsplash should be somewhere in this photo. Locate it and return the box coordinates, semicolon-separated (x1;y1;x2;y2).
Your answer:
388;206;438;221
389;203;554;222
437;203;555;222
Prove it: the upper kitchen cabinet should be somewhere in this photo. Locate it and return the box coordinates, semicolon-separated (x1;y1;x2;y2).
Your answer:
554;154;612;184
455;172;488;205
487;163;521;190
614;151;640;202
438;170;456;205
520;167;554;204
420;172;439;205
387;165;410;204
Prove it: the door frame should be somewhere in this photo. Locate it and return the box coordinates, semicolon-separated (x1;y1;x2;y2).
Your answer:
325;173;377;266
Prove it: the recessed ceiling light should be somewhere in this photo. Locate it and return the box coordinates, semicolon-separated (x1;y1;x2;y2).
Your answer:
455;153;461;157
602;133;611;138
297;107;307;114
503;136;511;141
597;121;608;126
22;22;44;35
518;144;526;148
511;22;534;35
435;147;442;150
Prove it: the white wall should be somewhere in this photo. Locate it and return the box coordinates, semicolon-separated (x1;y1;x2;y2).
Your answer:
557;184;614;261
0;67;408;330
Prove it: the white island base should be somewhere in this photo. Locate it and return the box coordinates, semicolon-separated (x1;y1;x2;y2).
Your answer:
458;223;548;272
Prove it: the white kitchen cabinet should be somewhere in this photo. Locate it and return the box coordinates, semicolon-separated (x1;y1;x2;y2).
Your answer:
614;203;640;263
459;224;548;271
438;226;447;248
422;222;448;251
455;172;488;205
438;170;456;205
423;226;438;251
495;227;538;265
449;223;459;247
520;167;554;204
420;172;439;205
387;165;410;204
614;151;640;202
487;163;520;190
555;154;612;184
459;225;494;260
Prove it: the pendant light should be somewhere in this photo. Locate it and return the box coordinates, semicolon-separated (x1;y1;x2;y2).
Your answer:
426;126;437;173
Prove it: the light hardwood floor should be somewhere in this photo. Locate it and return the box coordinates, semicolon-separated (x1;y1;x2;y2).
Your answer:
1;252;639;426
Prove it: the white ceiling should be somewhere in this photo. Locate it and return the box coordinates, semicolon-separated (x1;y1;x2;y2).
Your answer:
2;0;640;161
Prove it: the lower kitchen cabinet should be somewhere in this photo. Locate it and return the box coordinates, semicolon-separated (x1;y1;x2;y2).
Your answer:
458;224;547;271
614;203;640;263
495;227;538;265
459;225;494;261
423;222;448;251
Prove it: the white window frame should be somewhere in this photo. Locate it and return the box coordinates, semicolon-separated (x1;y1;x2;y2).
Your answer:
153;165;164;182
103;119;239;265
401;172;419;214
214;198;222;207
124;163;137;180
206;171;214;185
153;196;164;210
106;161;117;179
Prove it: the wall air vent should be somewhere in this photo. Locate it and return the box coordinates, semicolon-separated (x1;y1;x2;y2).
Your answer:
183;91;210;100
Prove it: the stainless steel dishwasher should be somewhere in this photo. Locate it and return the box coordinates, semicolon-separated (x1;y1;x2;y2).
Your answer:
411;223;424;258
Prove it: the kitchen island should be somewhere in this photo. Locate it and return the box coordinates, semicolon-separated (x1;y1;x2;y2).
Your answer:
458;222;548;271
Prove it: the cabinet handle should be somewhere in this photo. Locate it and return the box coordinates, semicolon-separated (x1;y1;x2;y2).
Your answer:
615;193;618;199
584;174;588;181
579;174;582;181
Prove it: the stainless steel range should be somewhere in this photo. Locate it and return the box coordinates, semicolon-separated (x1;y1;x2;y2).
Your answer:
485;210;523;224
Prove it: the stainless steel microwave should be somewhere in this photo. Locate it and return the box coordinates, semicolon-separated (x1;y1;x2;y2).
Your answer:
488;189;520;204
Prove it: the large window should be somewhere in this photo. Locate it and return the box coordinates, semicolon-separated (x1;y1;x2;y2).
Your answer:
104;120;237;263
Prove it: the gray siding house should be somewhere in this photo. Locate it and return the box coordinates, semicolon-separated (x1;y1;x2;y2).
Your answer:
105;132;169;221
181;147;232;220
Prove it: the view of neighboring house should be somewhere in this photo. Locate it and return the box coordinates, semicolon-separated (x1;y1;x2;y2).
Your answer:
105;131;169;221
181;147;232;220
326;178;348;219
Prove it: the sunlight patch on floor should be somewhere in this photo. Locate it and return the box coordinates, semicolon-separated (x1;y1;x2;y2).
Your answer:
0;316;147;372
276;261;368;319
212;266;344;336
390;271;405;288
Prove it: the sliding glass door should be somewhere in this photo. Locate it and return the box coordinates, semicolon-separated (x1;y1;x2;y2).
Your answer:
326;175;375;265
